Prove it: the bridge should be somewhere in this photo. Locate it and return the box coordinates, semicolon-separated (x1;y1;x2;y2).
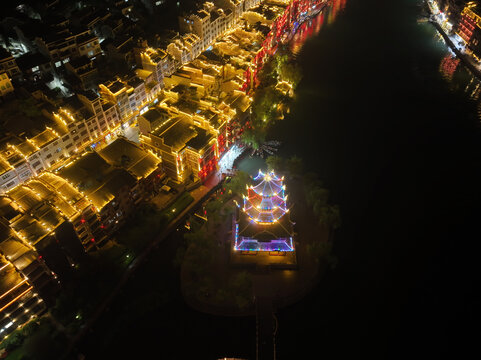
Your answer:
256;296;277;360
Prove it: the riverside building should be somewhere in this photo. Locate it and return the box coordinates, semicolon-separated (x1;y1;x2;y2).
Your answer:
457;1;481;61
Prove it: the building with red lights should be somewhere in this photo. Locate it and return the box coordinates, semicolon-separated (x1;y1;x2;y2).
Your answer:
457;2;481;60
138;107;217;182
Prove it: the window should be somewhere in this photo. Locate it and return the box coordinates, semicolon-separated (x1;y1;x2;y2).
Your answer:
32;161;41;168
80;130;88;136
46;154;52;159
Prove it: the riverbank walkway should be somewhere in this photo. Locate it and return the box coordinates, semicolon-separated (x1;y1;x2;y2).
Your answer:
61;173;223;359
256;295;276;360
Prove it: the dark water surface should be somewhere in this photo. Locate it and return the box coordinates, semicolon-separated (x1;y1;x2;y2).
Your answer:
81;0;481;358
274;0;481;359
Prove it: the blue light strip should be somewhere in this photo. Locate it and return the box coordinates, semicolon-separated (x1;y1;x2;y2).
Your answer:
236;238;295;252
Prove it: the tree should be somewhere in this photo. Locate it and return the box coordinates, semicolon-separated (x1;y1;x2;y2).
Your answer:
304;172;323;188
205;198;223;227
275;53;289;74
252;86;283;126
306;185;329;209
319;205;341;230
285;156;303;177
241;127;265;149
21;321;40;337
225;171;251;196
19;98;42;118
266;155;285;173
228;271;252;309
279;61;303;88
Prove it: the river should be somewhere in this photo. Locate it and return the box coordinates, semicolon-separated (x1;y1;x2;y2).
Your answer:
272;0;481;358
80;0;481;358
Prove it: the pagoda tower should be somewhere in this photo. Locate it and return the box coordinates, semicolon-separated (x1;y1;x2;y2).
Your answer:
234;170;295;252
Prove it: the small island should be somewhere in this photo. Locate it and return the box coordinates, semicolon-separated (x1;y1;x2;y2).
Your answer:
180;160;340;316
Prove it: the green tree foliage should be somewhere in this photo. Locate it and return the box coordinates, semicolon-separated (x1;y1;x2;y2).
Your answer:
20;321;40;338
266;155;303;177
183;229;215;276
205;197;223;215
117;203;169;253
19;98;42;118
319;205;341;230
228;271;252;309
252;86;283;126
285;156;303;177
0;330;24;351
241;127;266;150
256;57;277;88
224;171;251;196
205;198;224;228
266;155;285;173
303;173;341;230
306;241;331;261
275;53;289;74
278;61;303;87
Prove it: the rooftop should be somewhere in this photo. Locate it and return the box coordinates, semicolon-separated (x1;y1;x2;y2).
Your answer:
185;127;213;152
76;33;98;46
0;46;12;60
16;52;50;71
210;11;220;22
68;55;93;69
143;107;170;126
197;10;210;19
107;81;125;94
153;116;196;151
237;211;293;241
127;76;144;89
97;138;161;180
58;152;136;210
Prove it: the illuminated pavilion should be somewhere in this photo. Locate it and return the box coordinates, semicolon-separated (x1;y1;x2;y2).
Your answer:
234;170;295;252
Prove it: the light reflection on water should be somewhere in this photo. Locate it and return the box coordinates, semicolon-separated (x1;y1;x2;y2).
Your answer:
237;0;349;176
438;52;481;100
236;154;266;176
429;22;481;102
290;0;347;56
